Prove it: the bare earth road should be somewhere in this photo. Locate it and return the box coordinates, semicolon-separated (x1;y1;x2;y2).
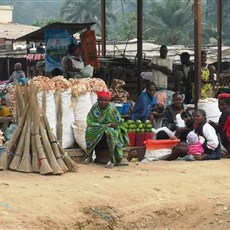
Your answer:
1;159;230;230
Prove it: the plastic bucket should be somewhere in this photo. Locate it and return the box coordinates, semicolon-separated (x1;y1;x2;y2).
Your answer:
135;132;145;147
144;132;153;141
128;132;136;147
121;103;130;115
143;139;180;150
115;104;123;114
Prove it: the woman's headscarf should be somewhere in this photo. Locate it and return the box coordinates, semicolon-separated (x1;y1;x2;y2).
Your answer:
14;62;22;70
97;90;111;100
218;93;230;105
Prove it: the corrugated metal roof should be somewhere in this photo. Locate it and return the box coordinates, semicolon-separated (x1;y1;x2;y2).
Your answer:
17;22;96;42
0;22;40;40
105;41;230;64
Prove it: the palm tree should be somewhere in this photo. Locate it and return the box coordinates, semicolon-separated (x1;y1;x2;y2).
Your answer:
60;0;116;34
144;0;194;45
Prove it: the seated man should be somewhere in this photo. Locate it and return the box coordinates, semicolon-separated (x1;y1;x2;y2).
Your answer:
83;90;129;168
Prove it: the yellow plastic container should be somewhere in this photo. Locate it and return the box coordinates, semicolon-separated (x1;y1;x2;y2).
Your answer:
0;106;11;117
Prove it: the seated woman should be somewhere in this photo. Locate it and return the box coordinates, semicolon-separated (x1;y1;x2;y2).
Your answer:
7;62;27;85
83;90;129;168
164;109;220;161
130;82;158;126
155;92;192;141
209;93;230;157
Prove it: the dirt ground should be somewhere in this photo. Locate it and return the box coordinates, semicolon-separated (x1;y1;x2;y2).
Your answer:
1;159;230;230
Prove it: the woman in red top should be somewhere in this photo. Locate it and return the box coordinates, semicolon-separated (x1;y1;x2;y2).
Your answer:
209;93;230;157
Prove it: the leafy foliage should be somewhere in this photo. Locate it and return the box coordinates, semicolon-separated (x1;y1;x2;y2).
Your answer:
33;18;66;27
1;0;230;46
60;0;116;35
143;0;194;45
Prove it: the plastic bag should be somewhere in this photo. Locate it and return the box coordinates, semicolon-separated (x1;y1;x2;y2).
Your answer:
80;64;94;77
4;123;16;141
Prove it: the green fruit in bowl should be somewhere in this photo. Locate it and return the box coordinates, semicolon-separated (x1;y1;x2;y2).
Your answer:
140;128;145;132
136;128;141;132
129;124;135;129
136;120;142;125
127;120;134;125
146;124;153;129
137;124;143;129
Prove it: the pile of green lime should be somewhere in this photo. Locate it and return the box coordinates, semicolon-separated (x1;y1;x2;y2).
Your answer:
122;119;153;133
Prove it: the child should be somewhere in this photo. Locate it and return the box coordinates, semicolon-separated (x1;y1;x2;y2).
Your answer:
184;131;204;161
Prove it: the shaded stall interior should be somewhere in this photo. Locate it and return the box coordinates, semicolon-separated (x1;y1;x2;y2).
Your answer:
16;22;96;77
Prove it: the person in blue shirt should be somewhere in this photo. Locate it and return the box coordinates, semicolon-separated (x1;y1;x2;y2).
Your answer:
130;82;158;125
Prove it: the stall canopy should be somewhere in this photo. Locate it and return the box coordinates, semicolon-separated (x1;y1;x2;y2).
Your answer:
16;22;96;42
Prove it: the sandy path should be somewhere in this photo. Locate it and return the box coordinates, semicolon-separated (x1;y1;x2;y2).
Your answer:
1;160;230;229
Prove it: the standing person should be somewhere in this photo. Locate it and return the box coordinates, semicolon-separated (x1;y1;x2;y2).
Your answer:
155;92;192;141
83;91;129;168
209;93;230;157
150;45;173;90
6;62;26;84
64;43;85;79
178;52;194;104
164;109;220;161
36;42;45;54
192;51;215;99
130;82;158;126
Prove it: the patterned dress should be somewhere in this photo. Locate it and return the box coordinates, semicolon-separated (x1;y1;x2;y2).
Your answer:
85;102;129;164
192;64;214;99
200;65;213;98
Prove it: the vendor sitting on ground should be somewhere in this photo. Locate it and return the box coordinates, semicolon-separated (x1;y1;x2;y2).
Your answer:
83;90;129;168
209;93;230;157
155;92;192;141
130;82;159;126
7;62;27;85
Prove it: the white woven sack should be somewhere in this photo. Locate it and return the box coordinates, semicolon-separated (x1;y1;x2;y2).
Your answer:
37;90;57;136
143;149;171;161
198;100;221;123
61;88;75;148
90;92;97;105
72;120;87;152
73;93;92;121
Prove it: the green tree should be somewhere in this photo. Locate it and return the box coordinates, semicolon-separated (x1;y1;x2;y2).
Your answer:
33;18;66;27
60;0;116;35
144;0;194;45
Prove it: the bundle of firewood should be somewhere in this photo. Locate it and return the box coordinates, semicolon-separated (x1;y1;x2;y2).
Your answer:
0;84;78;175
